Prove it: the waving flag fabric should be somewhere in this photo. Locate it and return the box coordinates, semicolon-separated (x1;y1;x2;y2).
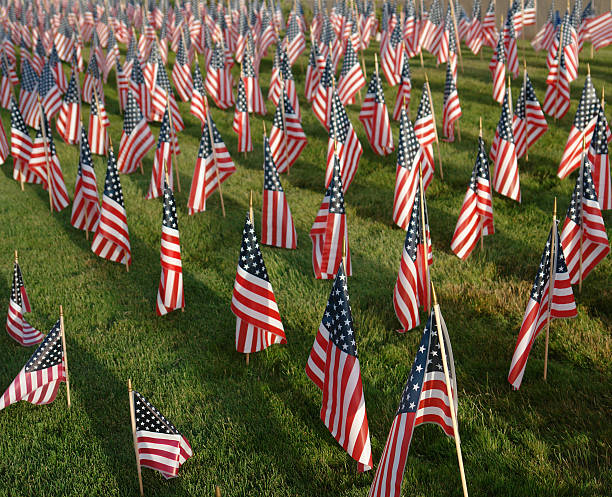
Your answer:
157;177;184;316
6;260;43;346
232;78;253;153
523;72;549;151
71;128;100;234
261;135;297;249
359;68;394;156
56;70;81;145
413;84;436;189
129;57;152;122
491;90;520;202
392;56;412;121
88;89;110;156
368;307;458;497
231;214;286;354
10;97;34;179
269;88;307;174
489;32;506;104
442;61;461;142
0;320;66;410
587;101;611;210
242;46;266;115
312;55;335;129
508;225;577;390
305;262;372;472
337;41;365;106
172;39;193;102
132;389;192;478
91;147;132;268
204;43;234;109
38;61;62;119
560;157;609;284
148;107;176;200
451;136;494;260
117;90;156;174
190;63;207;127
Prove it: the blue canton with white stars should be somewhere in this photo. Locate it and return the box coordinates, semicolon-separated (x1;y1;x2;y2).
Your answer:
323;263;358;358
403;183;428;261
567;158;598;224
238;214;269;282
162;178;179;230
103;148;125;206
124;90;143;134
573;76;600;130
25;320;63;373
397;108;420;170
64;71;80;103
470;136;491;193
328;155;346;214
236;78;248;112
134;390;181;435
530;225;569;303
497;91;515;143
330;91;350;144
590;104;609;155
416;83;432;120
263;136;283;192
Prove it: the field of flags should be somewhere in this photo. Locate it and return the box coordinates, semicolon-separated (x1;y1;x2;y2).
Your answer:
0;0;610;495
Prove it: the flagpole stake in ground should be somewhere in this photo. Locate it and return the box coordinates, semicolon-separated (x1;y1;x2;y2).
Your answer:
215;486;222;497
128;379;145;496
431;281;469;497
543;197;557;381
59;305;71;408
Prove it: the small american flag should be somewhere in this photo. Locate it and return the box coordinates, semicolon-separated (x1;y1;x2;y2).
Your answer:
305;41;323;103
132;389;192;478
148;107;175;200
312;54;335;129
489;32;506;105
0;115;7;165
71;128;100;234
190;63;207;127
6;259;43;346
305;262;372;472
172;38;193;102
285;14;306;65
490;90;521;202
326;91;362;192
91;147;132;268
231;214;286;354
56;70;81;145
242;46;266;115
392;56;412;121
381;20;403;86
560;157;610;284
157;177;184;315
115;59;129;112
103;29;119;82
557;75;600;179
532;2;556;51
523;72;549;151
393;105;423;232
38;60;62;120
393;180;432;332
451;136;494;260
262;135;297;249
129;57;152;122
88;88;110;156
117;90;156;174
151;64;185;131
508;224;577;389
0;320;66;410
0;57;13;109
188;112;235;215
482;0;498;48
232;78;252;153
10;96;32;165
54;17;74;62
587;101;612;210
19;58;39;128
359;68;394;156
82;50;102;104
467;0;484;55
204;43;234;109
368;307;458;497
337;41;365;106
49;45;67;93
503;13;519;78
442;61;462;142
269;88;307;174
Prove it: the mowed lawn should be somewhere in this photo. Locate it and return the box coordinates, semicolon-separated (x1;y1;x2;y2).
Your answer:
0;30;610;496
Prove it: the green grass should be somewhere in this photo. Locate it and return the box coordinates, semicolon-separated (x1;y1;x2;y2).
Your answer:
0;36;610;497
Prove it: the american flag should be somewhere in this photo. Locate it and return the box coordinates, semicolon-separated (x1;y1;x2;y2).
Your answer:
508;224;577;389
151;64;185;132
132;389;192;478
54;17;74;62
103;29;119;82
392;56;412;122
512;83;528;159
359;68;394;156
19;58;39;129
38;61;62;120
337;41;365;106
231;214;286;354
305;40;323;103
0;115;7;165
482;0;498;48
560;157;610;285
56;70;81;145
442;61;462;142
148;107;175;200
117;90;156;175
49;46;67;93
242;46;266;115
115;59;129;112
29;108;70;212
305;262;372;472
190;62;207;127
71;128;100;234
394;179;432;332
587;102;611;210
590;11;612;51
262;135;297;249
6;259;43;346
124;34;138;77
0;319;66;410
10;96;32;166
232;78;252;153
91;147;132;268
88;88;110;156
157;177;184;315
381;20;403;86
368;307;458;496
392;107;421;231
129;57;152;123
72;37;85;74
523;72;549;151
491;90;521;202
326;91;362;192
532;1;557;51
269;88;307;174
143;42;160;93
557;75;600;179
172;38;194;102
413;85;436;189
188;112;236;215
467;0;484;55
204;43;234;109
82;50;102;104
310;155;352;279
286;15;306;65
489;32;506;105
503;12;519;78
274;50;301;119
312;54;335;130
0;57;12;109
451;136;494;260
523;0;537;26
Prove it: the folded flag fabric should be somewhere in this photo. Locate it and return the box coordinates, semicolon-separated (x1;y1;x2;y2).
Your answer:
6;259;43;346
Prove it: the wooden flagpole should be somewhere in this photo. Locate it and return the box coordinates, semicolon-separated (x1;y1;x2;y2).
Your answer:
59;305;71;408
543;197;557;381
128;379;145;496
37;96;54;212
418;162;431;313
204;96;226;217
424;73;444;181
165;93;182;192
215;486;222;497
431;281;469;497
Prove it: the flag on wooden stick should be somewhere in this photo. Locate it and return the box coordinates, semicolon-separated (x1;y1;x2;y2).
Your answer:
6;256;43;346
